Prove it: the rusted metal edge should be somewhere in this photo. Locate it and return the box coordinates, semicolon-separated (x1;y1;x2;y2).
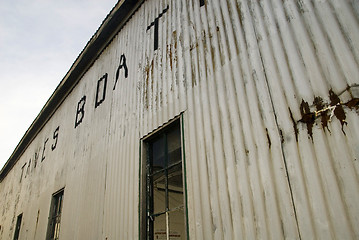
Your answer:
0;0;144;182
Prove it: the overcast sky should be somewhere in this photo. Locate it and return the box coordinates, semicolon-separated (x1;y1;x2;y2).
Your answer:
0;0;118;170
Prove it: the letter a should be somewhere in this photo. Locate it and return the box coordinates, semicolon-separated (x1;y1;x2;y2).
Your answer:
113;54;128;90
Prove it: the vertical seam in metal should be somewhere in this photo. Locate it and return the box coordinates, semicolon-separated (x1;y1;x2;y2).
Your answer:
256;51;302;240
246;1;302;232
102;159;108;238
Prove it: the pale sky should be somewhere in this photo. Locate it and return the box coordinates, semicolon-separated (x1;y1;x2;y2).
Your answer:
0;0;119;170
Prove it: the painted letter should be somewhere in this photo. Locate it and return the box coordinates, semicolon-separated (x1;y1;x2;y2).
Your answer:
95;73;108;108
113;54;128;90
26;159;31;176
146;6;169;51
20;163;27;182
33;151;39;168
52;126;60;151
41;138;49;162
75;96;86;128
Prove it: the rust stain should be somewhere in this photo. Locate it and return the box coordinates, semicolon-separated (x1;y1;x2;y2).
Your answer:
329;89;347;133
173;30;177;48
313;96;330;132
299;100;314;139
296;86;359;138
167;44;173;70
345;98;359;109
143;58;154;110
186;28;216;55
190;41;199;51
191;66;197;87
166;30;178;71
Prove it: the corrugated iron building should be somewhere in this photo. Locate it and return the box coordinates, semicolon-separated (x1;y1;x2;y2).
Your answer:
1;0;359;239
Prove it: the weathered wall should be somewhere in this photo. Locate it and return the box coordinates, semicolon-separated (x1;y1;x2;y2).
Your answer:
1;0;359;239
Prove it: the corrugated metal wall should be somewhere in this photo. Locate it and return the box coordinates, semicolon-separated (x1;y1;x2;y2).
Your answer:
137;0;359;238
1;0;358;239
140;0;300;238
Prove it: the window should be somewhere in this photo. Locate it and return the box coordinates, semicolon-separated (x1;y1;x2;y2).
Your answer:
13;213;22;240
142;119;187;239
46;189;64;240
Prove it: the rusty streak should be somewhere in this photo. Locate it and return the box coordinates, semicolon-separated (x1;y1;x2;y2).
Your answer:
299;100;314;140
329;89;347;134
313;96;330;132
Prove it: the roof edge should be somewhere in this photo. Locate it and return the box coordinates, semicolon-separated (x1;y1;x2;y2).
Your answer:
0;0;144;182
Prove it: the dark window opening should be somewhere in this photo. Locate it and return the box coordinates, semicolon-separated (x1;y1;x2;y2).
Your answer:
143;120;186;240
13;213;22;240
46;189;64;240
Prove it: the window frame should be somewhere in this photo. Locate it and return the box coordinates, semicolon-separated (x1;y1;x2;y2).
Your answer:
46;188;65;240
139;116;189;240
13;213;23;240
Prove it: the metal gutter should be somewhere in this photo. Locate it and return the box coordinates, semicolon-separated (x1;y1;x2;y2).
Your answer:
0;0;144;182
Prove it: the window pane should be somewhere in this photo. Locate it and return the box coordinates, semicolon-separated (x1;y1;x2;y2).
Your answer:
56;194;63;215
168;165;183;210
13;214;22;240
53;217;61;239
169;210;185;240
145;120;186;239
152;136;165;171
47;190;64;240
167;126;181;166
152;173;166;214
153;214;166;240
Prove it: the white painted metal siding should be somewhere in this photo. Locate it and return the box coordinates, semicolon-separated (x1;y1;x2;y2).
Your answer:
0;0;358;239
